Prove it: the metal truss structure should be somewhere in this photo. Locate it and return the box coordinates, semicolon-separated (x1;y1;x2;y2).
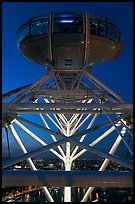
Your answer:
2;67;133;202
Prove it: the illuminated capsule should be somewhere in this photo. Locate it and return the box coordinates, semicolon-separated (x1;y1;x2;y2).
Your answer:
17;11;123;69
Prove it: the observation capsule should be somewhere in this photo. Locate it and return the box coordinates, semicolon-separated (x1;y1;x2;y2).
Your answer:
17;11;123;69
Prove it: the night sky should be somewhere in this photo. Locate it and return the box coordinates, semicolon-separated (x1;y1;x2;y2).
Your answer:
2;2;133;159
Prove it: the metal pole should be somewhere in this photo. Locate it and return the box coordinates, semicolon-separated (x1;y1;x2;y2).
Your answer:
81;126;127;202
71;122;121;161
3;102;132;109
105;113;133;156
70;138;132;170
33;99;65;158
14;115;65;140
64;124;72;202
14;119;65;161
5;127;11;159
10;72;53;103
84;71;125;103
8;124;54;202
3;116;132;170
38;113;66;158
2;170;132;188
4;109;129;114
71;114;98;158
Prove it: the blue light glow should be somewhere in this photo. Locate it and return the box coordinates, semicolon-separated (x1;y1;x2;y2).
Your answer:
59;20;74;23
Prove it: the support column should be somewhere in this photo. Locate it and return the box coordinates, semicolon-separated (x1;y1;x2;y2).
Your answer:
8;124;54;202
81;126;127;202
64;124;72;202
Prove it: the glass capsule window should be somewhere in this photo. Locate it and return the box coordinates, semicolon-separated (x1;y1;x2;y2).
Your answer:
53;13;83;33
31;19;48;36
107;23;120;42
17;16;48;43
90;19;107;36
17;24;30;43
17;13;121;44
89;15;121;42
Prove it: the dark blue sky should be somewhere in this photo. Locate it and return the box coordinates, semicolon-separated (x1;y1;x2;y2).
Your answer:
2;2;133;158
2;2;133;102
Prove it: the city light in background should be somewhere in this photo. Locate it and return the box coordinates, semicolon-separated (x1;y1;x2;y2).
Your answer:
2;2;133;203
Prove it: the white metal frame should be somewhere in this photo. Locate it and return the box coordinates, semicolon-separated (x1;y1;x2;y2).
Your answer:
2;68;133;202
2;11;133;202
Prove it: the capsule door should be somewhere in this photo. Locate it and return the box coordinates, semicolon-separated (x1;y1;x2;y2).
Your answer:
51;12;85;69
